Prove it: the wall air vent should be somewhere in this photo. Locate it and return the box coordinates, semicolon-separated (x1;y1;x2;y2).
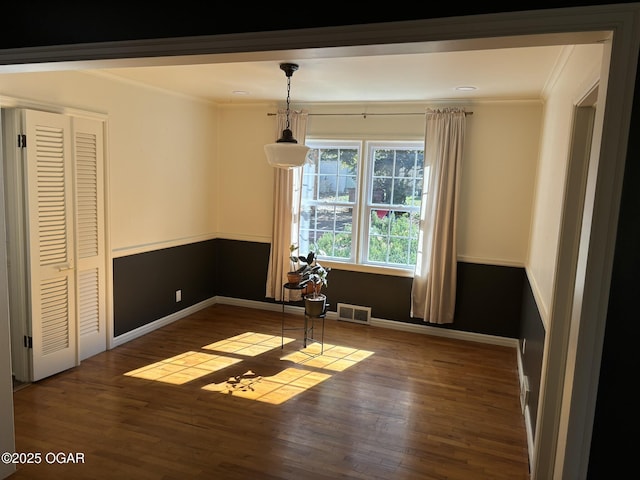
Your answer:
337;303;371;325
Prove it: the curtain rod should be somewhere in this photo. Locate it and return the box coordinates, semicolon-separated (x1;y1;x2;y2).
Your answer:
267;111;473;117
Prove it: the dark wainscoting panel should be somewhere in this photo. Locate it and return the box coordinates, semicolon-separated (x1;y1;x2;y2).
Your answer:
519;278;545;438
325;269;414;322
113;238;527;340
215;239;271;301
341;262;523;338
113;239;217;336
453;262;525;337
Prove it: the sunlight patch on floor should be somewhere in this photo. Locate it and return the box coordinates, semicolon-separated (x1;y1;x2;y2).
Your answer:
123;331;374;403
202;331;292;356
202;368;331;404
124;351;242;385
281;343;374;372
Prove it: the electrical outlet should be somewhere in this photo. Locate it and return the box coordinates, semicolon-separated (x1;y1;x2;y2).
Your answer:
176;290;182;302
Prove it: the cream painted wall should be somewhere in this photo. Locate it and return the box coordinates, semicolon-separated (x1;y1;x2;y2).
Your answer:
215;104;276;241
219;101;540;266
458;102;541;266
0;70;219;255
0;69;543;267
527;44;603;324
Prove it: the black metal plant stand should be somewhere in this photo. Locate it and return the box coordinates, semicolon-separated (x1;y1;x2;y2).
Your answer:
281;283;326;354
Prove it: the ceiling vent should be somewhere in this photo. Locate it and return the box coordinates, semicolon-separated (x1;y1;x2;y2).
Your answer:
337;303;371;325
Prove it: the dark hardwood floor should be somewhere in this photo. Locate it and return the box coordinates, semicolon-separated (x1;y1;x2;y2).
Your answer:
10;304;530;479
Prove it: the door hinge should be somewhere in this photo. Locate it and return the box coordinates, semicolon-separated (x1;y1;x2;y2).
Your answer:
23;335;32;349
17;134;27;148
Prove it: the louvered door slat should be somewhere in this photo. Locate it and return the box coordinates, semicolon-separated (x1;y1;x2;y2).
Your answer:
35;123;69;268
78;268;100;336
73;118;106;360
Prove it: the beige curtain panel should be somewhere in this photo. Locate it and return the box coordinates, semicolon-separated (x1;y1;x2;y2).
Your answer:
411;108;466;324
265;110;308;301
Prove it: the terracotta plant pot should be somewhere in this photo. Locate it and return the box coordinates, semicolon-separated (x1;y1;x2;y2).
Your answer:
302;281;317;296
287;271;302;285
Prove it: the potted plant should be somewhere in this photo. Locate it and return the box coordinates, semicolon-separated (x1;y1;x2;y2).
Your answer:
300;258;330;317
287;244;310;284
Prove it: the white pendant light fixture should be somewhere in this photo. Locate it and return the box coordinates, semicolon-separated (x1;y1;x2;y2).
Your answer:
264;63;310;169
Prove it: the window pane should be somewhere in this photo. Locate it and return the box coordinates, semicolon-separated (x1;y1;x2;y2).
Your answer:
373;149;394;176
389;211;413;236
392;178;415;205
301;173;317;201
319;149;339;173
319;175;338;201
300;206;353;259
340;175;357;202
372;178;392;205
394;150;416;176
368;234;389;263
389;237;410;264
367;209;420;266
339;149;358;175
315;229;352;260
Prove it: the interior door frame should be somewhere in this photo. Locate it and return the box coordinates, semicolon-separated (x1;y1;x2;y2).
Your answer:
0;103;109;383
1;108;31;382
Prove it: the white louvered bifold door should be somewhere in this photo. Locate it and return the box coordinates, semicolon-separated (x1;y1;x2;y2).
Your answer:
23;109;77;381
73;117;106;360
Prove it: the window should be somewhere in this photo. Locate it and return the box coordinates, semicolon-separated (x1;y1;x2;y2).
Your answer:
299;139;426;270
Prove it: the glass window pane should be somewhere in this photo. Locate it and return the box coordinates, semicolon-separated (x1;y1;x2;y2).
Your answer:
306;148;319;167
318;175;337;200
316;205;335;231
368;235;389;263
300;204;316;229
389;211;412;236
370;209;390;234
319;149;339;173
372;178;392;205
392;178;415;205
339;149;358;175
389;237;410;265
312;206;354;260
301;173;317;201
373;149;394;176
339;175;357;202
394;150;416;176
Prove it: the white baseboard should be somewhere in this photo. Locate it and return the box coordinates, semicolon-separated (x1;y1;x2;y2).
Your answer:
111;297;216;347
113;295;519;349
517;345;536;466
214;296;518;348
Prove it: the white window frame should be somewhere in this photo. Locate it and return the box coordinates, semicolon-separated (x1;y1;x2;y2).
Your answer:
300;139;362;263
360;140;426;269
301;138;425;275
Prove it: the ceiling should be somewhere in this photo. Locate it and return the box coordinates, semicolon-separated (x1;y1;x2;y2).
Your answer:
92;45;567;105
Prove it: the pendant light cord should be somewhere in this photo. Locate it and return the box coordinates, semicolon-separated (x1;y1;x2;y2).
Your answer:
285;73;292;130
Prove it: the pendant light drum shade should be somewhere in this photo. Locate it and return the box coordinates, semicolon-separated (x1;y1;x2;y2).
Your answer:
265;63;310;169
264;142;310;168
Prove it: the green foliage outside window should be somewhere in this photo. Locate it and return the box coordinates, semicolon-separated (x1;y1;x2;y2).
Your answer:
314;229;352;260
368;210;420;265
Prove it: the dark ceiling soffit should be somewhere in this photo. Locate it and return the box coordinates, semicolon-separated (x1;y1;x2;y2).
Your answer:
0;7;615;72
